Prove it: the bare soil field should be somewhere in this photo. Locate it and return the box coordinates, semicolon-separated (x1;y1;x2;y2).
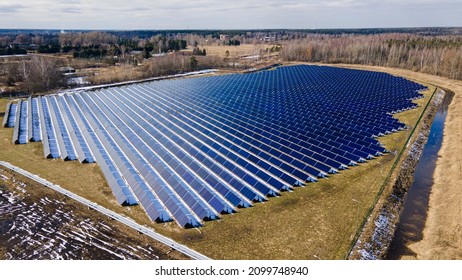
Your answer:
0;168;187;260
334;64;462;260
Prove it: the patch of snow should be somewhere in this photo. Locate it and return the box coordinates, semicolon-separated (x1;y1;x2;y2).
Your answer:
8;221;16;233
7;194;16;204
360;248;376;260
99;223;112;231
41;228;54;234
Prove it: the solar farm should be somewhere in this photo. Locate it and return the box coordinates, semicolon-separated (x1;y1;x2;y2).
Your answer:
2;65;427;230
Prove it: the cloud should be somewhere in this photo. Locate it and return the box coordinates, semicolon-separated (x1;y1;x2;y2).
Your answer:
0;4;26;14
0;0;460;29
58;8;82;14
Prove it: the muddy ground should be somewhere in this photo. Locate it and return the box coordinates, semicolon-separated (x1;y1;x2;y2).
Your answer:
0;168;188;260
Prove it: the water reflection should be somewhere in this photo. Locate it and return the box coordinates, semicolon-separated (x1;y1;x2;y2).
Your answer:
387;91;454;259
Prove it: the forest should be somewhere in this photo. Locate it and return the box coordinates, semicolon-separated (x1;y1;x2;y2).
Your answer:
280;34;462;80
1;28;462;94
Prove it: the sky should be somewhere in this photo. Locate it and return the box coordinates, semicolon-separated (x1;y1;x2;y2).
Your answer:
0;0;461;30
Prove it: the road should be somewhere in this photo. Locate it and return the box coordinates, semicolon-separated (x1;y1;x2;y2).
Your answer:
0;160;211;260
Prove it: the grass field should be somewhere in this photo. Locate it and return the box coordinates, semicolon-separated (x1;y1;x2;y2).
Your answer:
0;67;433;259
191;44;277;59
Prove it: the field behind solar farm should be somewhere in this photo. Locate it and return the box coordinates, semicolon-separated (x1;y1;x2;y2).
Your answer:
0;68;434;260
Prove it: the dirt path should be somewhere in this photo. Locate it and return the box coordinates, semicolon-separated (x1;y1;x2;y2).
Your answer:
335;64;462;259
406;77;462;259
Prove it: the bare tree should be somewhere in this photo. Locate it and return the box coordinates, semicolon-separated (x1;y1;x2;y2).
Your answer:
14;34;30;44
21;56;65;93
279;34;462;81
0;36;12;45
5;63;21;86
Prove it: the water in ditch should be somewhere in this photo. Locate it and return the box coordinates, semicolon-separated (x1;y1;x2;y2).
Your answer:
387;92;454;259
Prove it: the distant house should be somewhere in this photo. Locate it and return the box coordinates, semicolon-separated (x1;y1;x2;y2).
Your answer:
59;66;89;86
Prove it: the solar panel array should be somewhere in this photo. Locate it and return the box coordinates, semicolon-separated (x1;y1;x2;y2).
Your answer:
4;65;426;227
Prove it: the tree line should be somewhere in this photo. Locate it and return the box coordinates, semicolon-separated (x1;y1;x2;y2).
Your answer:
0;46;27;56
280;34;462;80
1;31;190;59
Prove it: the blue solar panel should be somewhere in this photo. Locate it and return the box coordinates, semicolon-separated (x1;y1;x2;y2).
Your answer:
8;65;427;228
40;98;60;159
65;94;140;209
48;96;78;161
6;103;18;128
30;98;42;142
77;91;202;227
56;96;95;163
17;101;29;144
91;91;233;216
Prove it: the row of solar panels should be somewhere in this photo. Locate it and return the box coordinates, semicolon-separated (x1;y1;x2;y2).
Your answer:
4;98;41;144
3;65;426;228
75;90;273;226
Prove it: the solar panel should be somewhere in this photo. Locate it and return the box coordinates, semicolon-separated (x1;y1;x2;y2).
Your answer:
11;101;21;144
65;94;140;208
5;102;18;128
30;97;42;142
17;100;29;144
7;65;427;228
40;97;61;158
48;96;78;161
56;96;95;163
2;101;12;127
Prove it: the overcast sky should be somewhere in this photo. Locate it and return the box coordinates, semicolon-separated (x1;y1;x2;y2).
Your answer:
0;0;461;30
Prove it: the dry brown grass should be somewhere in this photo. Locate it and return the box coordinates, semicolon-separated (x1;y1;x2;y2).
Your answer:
194;44;277;59
84;65;142;85
0;66;433;259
